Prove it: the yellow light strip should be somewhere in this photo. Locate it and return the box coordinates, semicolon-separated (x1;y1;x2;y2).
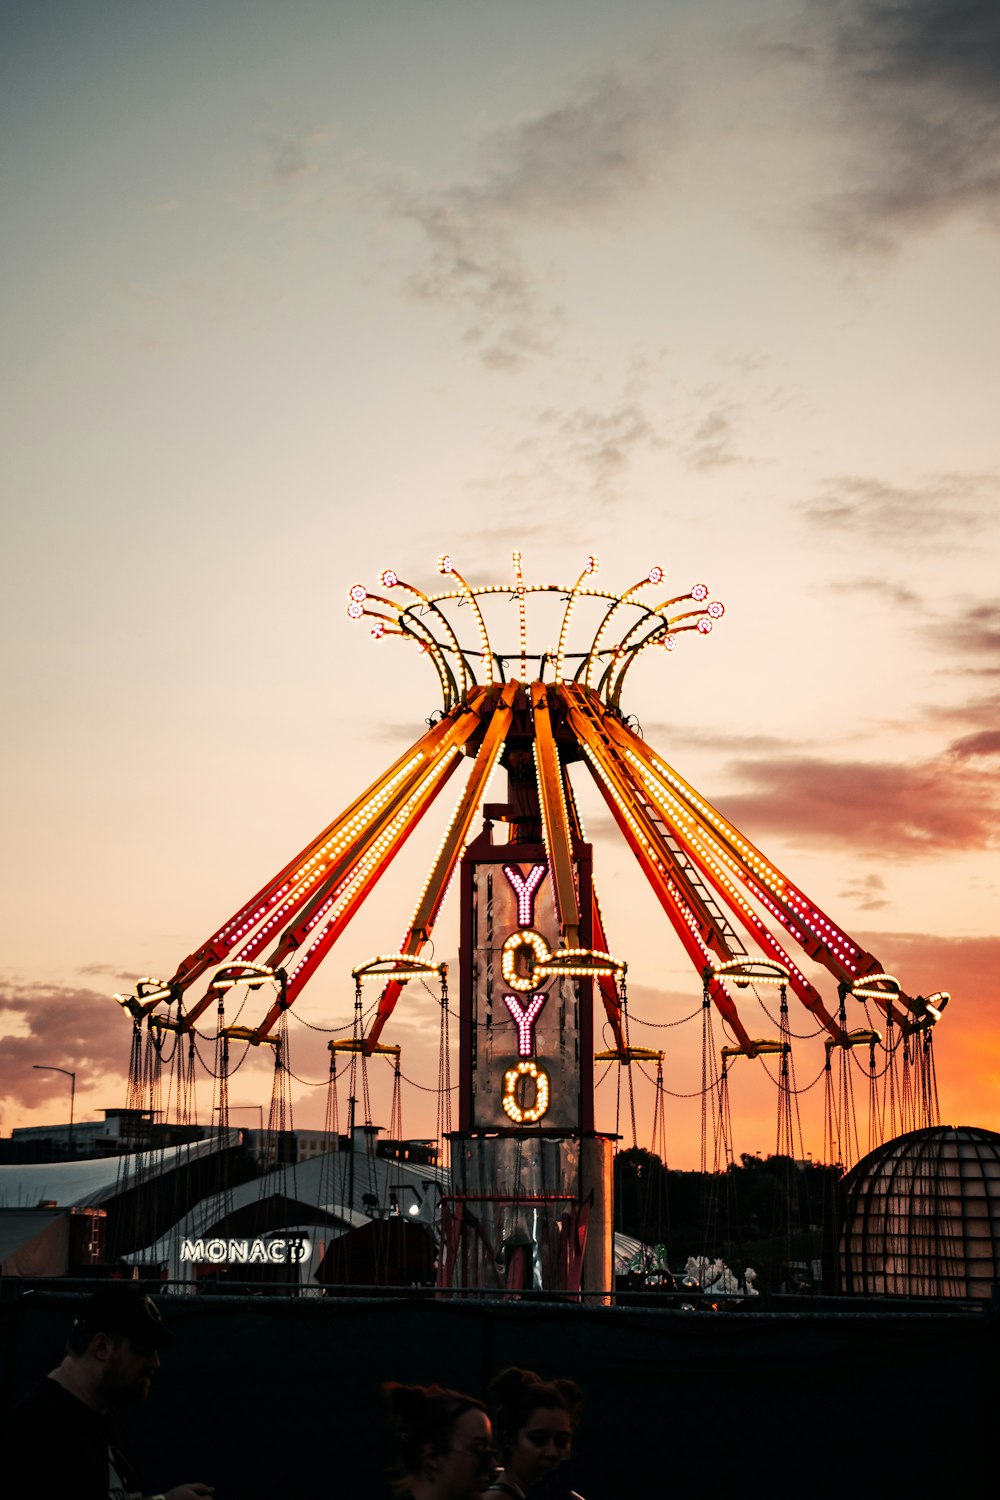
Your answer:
531;681;580;943
624;752;813;992
849;973;901;999
424;582;620;604
204;706;476;969
595;1046;663;1062
401;681;518;947
722;1039;789;1060
513;549;528;681
377;573;470;699
572;729;721;972
212;963;279;993
329;1038;401;1056
600;586;710;684
825;1028;883;1051
711;958;791;987
565;693;763;1053
554;555;598;682
219;1025;279;1047
352;954;448;981
282;747;464;979
607;621;713;707
438;554;494;685
349;586;458;708
603;708;869;979
583;565;663;689
226;753;440;962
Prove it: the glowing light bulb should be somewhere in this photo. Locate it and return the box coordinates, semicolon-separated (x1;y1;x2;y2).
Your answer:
696;617;713;634
437;554;454;574
648;565;664;585
381;569;398;587
347;602;364;619
707;600;725;619
349;584;367;603
690;583;709;601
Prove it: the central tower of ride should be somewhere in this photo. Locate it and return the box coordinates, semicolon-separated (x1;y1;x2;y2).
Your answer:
443;686;614;1296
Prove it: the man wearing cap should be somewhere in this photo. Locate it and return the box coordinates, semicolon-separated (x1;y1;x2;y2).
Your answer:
0;1287;214;1500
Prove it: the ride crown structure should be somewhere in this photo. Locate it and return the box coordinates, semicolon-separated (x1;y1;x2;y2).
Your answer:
117;552;947;1052
114;554;949;1283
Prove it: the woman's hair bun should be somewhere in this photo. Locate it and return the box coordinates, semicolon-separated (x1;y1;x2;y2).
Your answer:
488;1365;583;1455
382;1381;486;1480
488;1366;543;1404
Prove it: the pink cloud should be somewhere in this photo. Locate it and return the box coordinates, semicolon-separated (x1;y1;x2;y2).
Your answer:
949;728;1000;760
0;981;131;1110
720;753;998;855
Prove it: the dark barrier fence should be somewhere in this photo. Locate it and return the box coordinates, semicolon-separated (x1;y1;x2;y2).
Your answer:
2;1288;996;1497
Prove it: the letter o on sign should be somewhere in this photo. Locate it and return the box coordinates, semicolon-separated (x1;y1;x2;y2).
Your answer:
501;1060;551;1123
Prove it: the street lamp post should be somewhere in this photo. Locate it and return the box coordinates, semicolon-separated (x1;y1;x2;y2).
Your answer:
32;1065;76;1157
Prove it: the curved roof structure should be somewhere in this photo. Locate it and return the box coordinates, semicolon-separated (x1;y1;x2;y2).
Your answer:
0;1135;237;1211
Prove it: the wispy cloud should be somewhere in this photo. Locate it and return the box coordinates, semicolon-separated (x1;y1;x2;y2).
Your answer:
931;600;1000;660
393;65;675;366
949;728;1000;760
537;398;662;492
838;872;888;911
684;406;746;471
639;722;792;755
828;576;923;609
924;687;1000;757
806;0;1000;253
719;751;999;855
800;473;998;547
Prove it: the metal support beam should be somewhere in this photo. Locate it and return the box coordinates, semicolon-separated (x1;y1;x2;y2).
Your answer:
365;681;519;1050
531;682;580;947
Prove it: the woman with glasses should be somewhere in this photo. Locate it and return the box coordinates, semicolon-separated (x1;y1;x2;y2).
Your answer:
484;1368;584;1500
384;1382;496;1499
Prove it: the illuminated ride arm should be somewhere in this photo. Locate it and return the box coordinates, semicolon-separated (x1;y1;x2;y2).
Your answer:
162;698;485;1002
560;764;627;1053
602;711;936;1029
364;681;520;1051
587;703;844;1040
564;695;757;1054
531;682;581;947
251;692;512;1037
175;697;488;1034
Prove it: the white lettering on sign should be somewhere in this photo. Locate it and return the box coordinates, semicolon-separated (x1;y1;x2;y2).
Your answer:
180;1236;311;1265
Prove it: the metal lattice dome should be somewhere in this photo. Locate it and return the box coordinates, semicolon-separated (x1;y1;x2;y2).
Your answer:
839;1125;1000;1300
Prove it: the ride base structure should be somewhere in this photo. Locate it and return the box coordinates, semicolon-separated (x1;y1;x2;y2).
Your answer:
115;555;950;1295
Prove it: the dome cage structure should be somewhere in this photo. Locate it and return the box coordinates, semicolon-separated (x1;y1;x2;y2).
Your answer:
838;1125;1000;1301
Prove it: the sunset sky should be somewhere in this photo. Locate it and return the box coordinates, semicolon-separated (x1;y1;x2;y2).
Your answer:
2;0;997;1169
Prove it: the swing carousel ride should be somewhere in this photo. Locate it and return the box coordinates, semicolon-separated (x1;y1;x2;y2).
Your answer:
113;554;950;1290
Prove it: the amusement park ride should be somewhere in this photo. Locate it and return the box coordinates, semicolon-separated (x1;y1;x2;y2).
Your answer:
115;555;950;1293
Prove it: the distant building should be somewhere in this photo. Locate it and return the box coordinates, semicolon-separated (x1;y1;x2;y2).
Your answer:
3;1108;204;1161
